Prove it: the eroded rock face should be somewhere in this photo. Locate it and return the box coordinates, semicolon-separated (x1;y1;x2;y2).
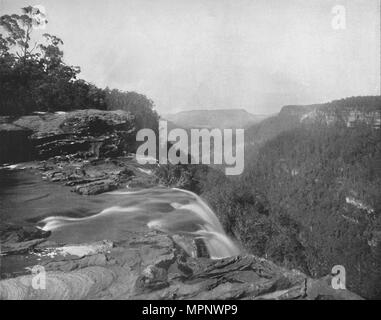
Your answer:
0;223;51;255
0;231;363;300
34;156;157;195
0;109;137;163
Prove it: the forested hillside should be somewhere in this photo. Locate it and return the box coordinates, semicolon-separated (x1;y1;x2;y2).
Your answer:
204;114;381;299
245;96;381;147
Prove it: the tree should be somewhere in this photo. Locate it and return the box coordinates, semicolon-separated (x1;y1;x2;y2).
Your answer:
104;88;159;132
0;6;107;115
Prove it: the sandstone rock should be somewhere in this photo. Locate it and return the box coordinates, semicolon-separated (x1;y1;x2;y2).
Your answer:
27;155;157;196
135;265;169;294
0;223;51;245
0;231;364;300
0;266;116;300
72;179;118;195
0;109;137;164
306;276;364;300
1;238;47;255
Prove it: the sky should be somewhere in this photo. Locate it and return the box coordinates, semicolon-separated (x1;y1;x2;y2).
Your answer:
0;0;380;115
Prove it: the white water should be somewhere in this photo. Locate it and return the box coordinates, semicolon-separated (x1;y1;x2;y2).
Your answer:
40;206;141;232
39;188;240;259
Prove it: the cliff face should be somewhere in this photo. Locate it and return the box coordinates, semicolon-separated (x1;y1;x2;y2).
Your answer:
0;109;137;164
283;96;381;128
245;96;381;147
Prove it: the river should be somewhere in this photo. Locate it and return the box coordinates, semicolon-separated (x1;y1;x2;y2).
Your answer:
0;167;240;260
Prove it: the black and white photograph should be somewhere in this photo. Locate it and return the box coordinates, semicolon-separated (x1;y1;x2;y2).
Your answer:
0;0;380;304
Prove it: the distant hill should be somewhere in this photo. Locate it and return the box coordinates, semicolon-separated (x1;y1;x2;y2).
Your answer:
245;96;381;147
162;109;269;129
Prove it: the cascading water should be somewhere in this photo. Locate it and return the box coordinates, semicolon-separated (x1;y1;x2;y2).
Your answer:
38;187;240;259
169;188;240;258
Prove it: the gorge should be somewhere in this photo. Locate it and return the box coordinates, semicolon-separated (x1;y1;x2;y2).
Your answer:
0;107;368;300
0;2;379;302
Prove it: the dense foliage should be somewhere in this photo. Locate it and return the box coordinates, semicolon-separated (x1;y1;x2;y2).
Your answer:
104;88;158;132
155;162;224;195
0;7;106;115
245;96;381;151
203;122;381;299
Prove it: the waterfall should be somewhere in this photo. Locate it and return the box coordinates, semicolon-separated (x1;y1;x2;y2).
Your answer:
169;188;241;258
38;187;240;259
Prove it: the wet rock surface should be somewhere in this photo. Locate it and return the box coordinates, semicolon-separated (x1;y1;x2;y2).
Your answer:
0;223;51;255
0;170;364;300
0;230;363;300
34;156;158;195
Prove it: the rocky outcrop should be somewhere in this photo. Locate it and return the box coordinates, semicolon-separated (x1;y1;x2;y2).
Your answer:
283;96;381;128
245;96;381;148
0;109;137;164
0;230;363;300
0;223;51;255
32;156;158;195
